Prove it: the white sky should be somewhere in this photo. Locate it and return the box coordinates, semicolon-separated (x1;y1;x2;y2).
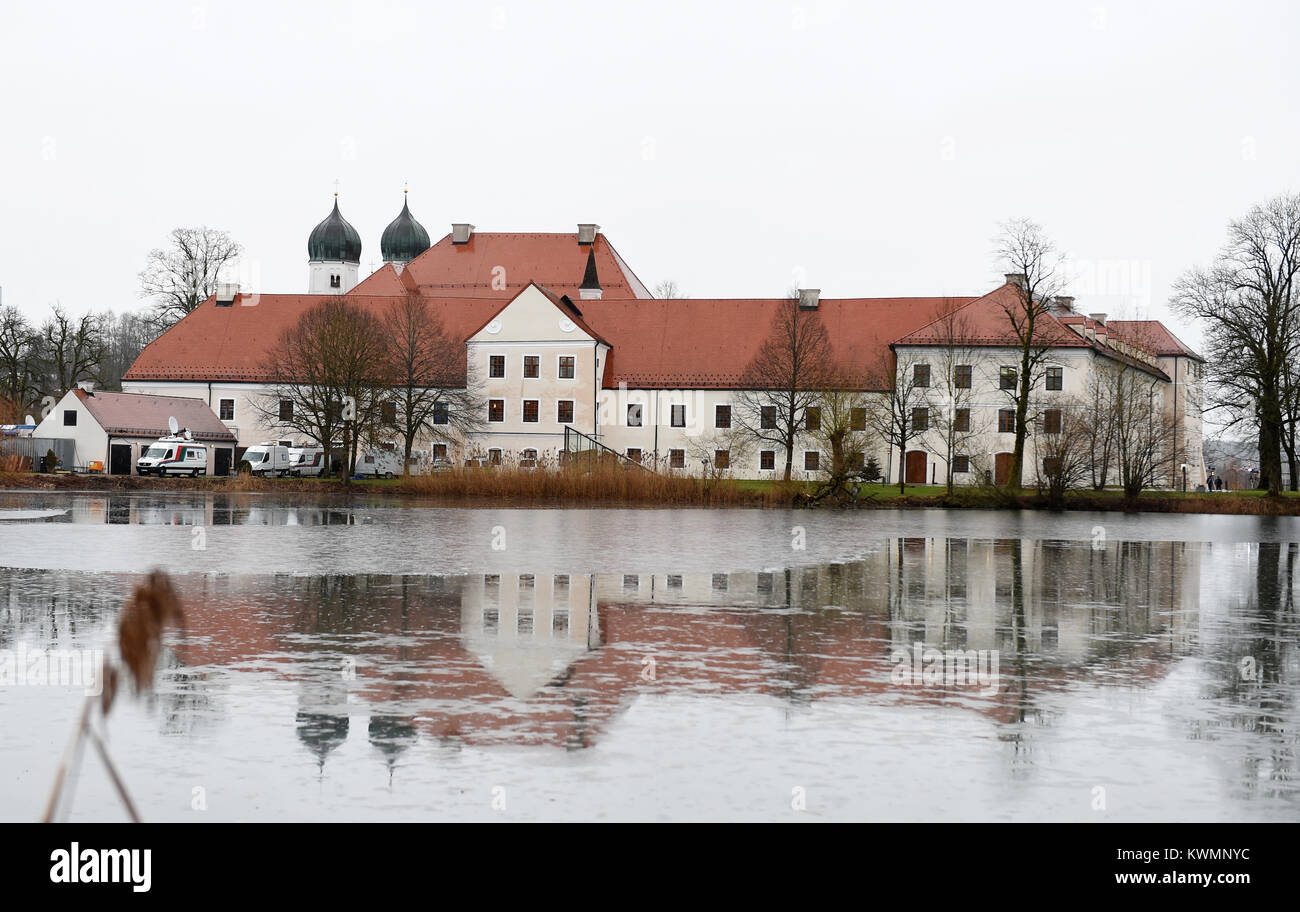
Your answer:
1;0;1297;347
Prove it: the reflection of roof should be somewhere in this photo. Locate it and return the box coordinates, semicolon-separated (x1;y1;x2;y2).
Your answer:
71;389;236;442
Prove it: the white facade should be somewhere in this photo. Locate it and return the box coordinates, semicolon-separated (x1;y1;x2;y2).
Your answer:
308;260;359;294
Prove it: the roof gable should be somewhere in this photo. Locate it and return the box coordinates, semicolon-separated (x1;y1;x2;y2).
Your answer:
466;282;604;345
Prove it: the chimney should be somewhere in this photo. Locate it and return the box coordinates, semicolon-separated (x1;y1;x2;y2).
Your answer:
215;283;240;305
76;379;96;392
451;223;474;245
1004;273;1027;291
1052;295;1075;314
798;288;821;310
577;223;600;245
1088;312;1107;325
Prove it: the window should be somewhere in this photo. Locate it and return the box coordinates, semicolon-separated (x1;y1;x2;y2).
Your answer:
523;355;540;379
557;400;574;423
913;364;930;387
558;355;576;379
953;455;970;473
1000;366;1018;390
432;444;447;461
714;449;730;469
712;573;729;591
522;399;539;423
761;405;777;429
381;401;396;425
760;450;775;470
489;355;505;378
330;274;340;289
804;451;820;471
954;408;970;432
1046;366;1063;390
670;404;686;427
219;399;235;421
715;404;731;428
487;448;502;465
624;574;639;591
488;399;504;422
998;409;1016;433
911;407;929;432
63;409;76;427
669;448;685;468
1043;409;1062;434
954;365;972;389
432;402;448;424
667;574;683;589
851;407;867;431
627;403;643;427
521;448;537;461
626;448;642;463
805;406;821;431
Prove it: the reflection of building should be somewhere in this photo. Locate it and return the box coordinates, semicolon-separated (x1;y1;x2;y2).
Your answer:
0;539;1203;763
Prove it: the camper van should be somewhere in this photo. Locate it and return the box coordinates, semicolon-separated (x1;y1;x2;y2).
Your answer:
242;443;291;477
289;446;327;477
137;433;208;477
355;449;401;478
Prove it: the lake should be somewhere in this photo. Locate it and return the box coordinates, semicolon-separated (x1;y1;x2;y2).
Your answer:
1;491;1297;821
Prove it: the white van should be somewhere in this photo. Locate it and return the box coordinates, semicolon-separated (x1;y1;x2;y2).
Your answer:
289;446;327;477
355;449;401;478
242;443;291;477
138;434;208;477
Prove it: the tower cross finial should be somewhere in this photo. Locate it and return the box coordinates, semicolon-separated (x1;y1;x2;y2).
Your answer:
333;179;340;197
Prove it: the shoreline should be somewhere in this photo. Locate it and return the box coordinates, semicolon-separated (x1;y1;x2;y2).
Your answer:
2;471;1297;515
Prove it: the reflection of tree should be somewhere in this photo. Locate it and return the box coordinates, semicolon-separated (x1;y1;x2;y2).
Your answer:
1202;540;1300;798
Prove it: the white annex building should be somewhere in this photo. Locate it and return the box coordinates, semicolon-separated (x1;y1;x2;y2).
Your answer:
122;195;1205;486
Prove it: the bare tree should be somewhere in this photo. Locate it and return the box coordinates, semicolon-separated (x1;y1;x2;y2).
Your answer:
383;291;483;473
256;296;390;481
1031;397;1094;507
1108;363;1178;500
1171;192;1300;496
94;310;154;391
0;306;42;420
653;280;687;299
994;218;1066;488
734;294;834;481
37;305;104;399
917;300;985;494
807;379;874;501
865;347;932;494
139;226;242;331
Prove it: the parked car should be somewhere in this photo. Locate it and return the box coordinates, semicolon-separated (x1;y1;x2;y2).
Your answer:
138;434;208;477
243;443;291;477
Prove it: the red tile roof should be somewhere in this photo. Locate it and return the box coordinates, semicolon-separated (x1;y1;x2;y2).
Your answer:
1106;320;1204;361
72;389;236;441
894;284;1091;348
399;232;652;299
123;292;502;383
594;296;975;389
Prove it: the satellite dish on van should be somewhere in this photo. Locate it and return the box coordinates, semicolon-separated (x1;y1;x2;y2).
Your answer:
168;416;179;435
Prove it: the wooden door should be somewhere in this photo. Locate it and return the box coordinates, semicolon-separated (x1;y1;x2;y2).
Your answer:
905;450;927;485
994;452;1013;486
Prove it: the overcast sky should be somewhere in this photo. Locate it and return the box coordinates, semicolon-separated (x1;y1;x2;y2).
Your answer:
1;0;1296;345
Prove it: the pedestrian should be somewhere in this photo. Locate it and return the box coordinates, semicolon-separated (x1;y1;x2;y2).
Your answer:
1216;475;1224;491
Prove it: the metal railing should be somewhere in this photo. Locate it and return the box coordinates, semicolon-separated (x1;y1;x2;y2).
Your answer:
563;426;655;472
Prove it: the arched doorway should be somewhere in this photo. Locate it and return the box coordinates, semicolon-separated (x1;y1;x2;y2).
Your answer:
905;450;927;485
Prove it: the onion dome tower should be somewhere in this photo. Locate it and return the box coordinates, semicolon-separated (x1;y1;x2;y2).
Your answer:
380;190;431;272
307;192;362;293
